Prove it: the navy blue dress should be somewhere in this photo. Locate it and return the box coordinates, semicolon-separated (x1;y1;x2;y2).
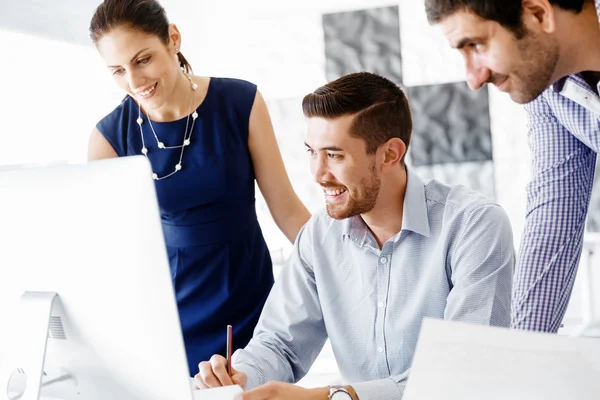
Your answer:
96;78;274;376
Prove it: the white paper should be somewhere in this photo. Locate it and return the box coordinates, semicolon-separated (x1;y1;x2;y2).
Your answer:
404;318;600;400
193;385;243;400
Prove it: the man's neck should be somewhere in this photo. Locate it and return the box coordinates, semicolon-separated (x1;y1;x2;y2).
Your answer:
555;2;600;79
361;168;407;249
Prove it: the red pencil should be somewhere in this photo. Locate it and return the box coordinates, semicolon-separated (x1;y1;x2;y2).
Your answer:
226;325;233;378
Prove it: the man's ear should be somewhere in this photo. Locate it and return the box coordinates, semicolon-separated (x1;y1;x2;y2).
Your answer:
522;0;557;34
380;138;406;172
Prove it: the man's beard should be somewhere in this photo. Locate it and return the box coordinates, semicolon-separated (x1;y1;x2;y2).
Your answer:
505;30;559;104
325;162;381;220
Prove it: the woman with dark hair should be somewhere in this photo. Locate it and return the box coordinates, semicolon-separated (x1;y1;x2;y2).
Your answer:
87;0;310;376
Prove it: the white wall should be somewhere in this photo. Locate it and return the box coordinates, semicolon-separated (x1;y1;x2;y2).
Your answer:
0;29;122;166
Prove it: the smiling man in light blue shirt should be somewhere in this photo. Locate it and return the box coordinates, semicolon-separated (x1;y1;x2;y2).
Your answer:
195;72;515;400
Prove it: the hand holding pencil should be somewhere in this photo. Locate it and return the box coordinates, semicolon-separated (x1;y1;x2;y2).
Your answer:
194;325;247;390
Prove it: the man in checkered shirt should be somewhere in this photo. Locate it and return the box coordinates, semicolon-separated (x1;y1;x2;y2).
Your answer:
426;0;600;333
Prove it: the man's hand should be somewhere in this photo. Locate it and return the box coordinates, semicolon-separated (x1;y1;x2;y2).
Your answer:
234;382;329;400
194;355;248;390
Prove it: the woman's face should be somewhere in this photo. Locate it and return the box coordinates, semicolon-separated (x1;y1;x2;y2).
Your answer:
96;25;182;110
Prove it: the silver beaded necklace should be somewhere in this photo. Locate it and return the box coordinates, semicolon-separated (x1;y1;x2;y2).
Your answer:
136;72;199;181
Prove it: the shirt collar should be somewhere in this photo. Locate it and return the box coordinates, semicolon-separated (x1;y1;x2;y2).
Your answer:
551;73;599;95
346;166;431;244
401;166;431;238
551;77;568;93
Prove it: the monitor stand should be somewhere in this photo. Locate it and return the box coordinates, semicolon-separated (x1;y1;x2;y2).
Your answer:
0;291;71;400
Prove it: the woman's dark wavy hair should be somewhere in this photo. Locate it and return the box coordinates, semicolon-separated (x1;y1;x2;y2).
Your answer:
89;0;192;73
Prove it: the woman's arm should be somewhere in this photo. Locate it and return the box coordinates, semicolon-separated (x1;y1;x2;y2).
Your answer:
247;90;311;243
88;128;118;161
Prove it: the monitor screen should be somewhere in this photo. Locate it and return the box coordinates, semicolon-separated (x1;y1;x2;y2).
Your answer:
0;157;194;400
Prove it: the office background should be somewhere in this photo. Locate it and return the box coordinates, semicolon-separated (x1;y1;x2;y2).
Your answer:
1;0;599;386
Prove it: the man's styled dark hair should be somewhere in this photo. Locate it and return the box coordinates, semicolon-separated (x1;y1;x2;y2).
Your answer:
302;72;412;163
425;0;586;37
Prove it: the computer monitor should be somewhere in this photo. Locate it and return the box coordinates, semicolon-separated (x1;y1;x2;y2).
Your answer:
0;156;194;400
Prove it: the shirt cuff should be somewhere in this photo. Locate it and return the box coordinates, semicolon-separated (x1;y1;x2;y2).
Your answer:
232;362;265;391
352;378;405;400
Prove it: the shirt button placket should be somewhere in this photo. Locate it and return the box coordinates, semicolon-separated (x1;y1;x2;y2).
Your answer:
376;250;391;376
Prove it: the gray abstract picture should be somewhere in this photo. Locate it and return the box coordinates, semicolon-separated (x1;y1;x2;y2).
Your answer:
412;160;496;200
407;82;492;166
323;6;402;85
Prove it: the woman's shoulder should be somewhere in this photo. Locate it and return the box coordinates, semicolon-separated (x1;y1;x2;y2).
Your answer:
95;96;136;157
96;96;135;133
207;76;258;97
204;77;259;118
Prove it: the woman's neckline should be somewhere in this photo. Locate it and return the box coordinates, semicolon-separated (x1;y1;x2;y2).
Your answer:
134;76;213;124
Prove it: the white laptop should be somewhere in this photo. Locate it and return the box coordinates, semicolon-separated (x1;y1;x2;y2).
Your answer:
404;318;600;400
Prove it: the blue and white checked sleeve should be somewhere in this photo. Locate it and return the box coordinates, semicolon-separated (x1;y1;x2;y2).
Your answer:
512;94;597;332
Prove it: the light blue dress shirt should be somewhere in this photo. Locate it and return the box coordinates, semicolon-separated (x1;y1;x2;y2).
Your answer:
233;167;514;399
